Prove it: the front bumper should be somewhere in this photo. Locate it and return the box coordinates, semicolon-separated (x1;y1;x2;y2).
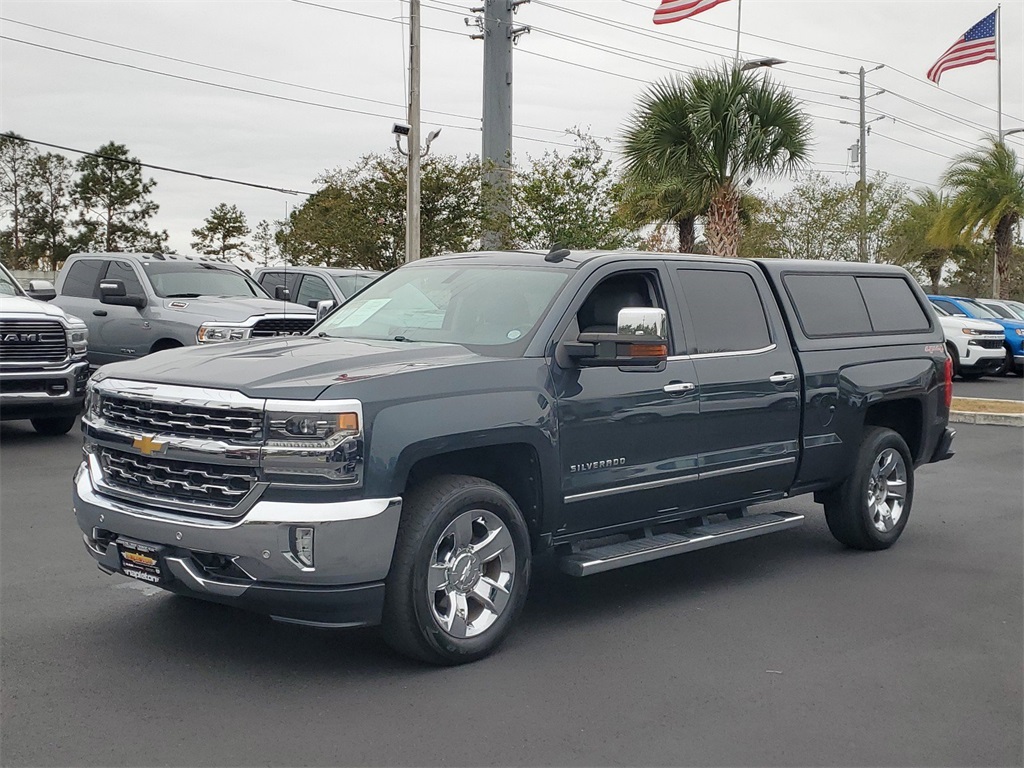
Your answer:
74;462;402;627
0;360;89;419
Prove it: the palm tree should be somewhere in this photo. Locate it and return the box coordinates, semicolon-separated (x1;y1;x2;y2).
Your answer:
618;174;703;252
621;64;811;258
936;139;1024;299
884;189;960;293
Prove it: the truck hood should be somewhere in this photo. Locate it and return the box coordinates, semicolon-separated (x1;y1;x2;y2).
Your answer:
937;315;1004;334
159;296;315;322
92;336;486;399
0;295;84;324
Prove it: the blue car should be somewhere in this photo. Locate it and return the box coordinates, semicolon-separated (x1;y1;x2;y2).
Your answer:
928;295;1024;376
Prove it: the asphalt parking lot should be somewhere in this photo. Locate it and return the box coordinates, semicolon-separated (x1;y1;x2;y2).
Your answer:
1;420;1021;767
955;374;1024;401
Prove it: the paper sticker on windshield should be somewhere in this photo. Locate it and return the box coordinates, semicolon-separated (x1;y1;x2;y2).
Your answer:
335;298;391;327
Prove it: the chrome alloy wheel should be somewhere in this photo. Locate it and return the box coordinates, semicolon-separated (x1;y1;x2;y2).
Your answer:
866;448;908;533
427;509;516;639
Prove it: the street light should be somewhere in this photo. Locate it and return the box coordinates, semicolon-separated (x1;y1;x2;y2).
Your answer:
999;127;1024;140
740;57;786;71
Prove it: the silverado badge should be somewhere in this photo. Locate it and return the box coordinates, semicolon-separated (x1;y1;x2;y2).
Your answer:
132;435;167;456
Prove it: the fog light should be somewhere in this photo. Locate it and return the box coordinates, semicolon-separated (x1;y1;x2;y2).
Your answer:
292;527;314;568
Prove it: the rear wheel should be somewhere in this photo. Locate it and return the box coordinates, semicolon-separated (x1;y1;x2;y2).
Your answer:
824;427;914;551
382;475;531;665
30;414;78;435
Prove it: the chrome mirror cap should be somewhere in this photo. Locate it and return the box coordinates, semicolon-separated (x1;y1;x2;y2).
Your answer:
617;307;667;340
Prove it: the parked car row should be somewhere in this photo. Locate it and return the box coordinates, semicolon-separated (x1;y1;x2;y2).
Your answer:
928;294;1024;378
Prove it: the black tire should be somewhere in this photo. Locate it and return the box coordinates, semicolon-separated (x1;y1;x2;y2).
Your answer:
994;345;1013;376
824;427;914;551
150;339;183;354
946;343;961;378
381;474;531;665
958;371;986;381
30;413;78;435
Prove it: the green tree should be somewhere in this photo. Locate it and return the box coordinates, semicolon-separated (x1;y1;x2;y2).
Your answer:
73;142;167;252
622;64;811;257
0;132;40;268
23;153;75;271
191;203;251;258
252;219;280;267
935;139;1024;299
279;151;479;270
739;172;906;262
506;133;633;250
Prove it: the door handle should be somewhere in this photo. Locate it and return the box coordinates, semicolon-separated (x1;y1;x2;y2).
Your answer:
664;381;696;394
769;373;796;384
92;310;107;316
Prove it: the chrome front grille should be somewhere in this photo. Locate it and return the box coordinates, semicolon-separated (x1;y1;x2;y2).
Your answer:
0;320;67;363
99;448;258;511
100;395;263;441
251;317;314;337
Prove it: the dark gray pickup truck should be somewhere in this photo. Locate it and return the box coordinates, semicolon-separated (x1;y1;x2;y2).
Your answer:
74;250;955;664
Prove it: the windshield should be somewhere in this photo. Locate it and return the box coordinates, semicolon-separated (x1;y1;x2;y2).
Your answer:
960;298;1000;319
980;301;1017;320
930;303;949;316
141;261;268;299
316;265;568;348
0;264;24;297
1004;301;1024;320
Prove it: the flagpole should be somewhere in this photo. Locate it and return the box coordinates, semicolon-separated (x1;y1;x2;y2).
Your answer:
734;0;742;64
996;4;1002;141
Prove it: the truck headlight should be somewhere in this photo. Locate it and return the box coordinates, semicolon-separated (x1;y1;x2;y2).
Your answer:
262;402;363;485
197;324;251;343
961;327;984;336
84;381;101;419
266;410;360;446
1015;329;1024;337
67;324;88;357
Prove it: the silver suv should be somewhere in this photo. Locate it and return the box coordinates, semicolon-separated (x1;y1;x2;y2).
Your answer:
52;253;315;366
0;261;90;434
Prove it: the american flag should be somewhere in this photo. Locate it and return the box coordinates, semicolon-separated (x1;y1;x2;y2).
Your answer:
927;11;997;83
653;0;734;25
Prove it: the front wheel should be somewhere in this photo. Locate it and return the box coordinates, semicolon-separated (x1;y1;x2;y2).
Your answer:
381;475;531;665
824;427;914;551
30;414;78;435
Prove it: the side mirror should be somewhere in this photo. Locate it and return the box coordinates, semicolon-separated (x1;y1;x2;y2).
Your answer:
565;307;669;368
274;285;291;301
316;299;337;322
99;280;147;309
25;279;56;301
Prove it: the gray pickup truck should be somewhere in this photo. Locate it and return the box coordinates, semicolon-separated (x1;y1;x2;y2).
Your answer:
0;261;90;434
51;252;315;366
74;250;954;664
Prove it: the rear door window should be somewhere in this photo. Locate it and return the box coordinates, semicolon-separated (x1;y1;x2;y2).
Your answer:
61;260;104;298
677;269;771;354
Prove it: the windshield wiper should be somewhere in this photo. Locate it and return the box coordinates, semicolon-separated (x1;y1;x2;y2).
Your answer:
165;293;203;298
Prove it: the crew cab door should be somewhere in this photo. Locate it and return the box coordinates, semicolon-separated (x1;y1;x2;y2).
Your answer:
552;262;702;536
671;264;800;508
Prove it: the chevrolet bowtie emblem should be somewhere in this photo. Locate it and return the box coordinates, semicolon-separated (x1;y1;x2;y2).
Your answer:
133;436;167;456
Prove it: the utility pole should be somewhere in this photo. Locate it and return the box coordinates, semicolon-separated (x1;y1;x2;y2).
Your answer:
471;0;529;249
406;0;422;263
840;65;885;262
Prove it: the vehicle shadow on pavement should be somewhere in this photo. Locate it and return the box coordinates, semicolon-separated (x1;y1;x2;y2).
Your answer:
102;512;845;673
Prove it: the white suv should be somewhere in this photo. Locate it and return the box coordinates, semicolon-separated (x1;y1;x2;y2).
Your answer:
931;302;1005;380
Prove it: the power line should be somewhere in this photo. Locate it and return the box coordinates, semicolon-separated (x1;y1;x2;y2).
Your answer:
872;132;956;161
11;136;315;195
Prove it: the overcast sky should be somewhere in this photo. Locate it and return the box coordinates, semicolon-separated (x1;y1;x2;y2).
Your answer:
2;0;1022;256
